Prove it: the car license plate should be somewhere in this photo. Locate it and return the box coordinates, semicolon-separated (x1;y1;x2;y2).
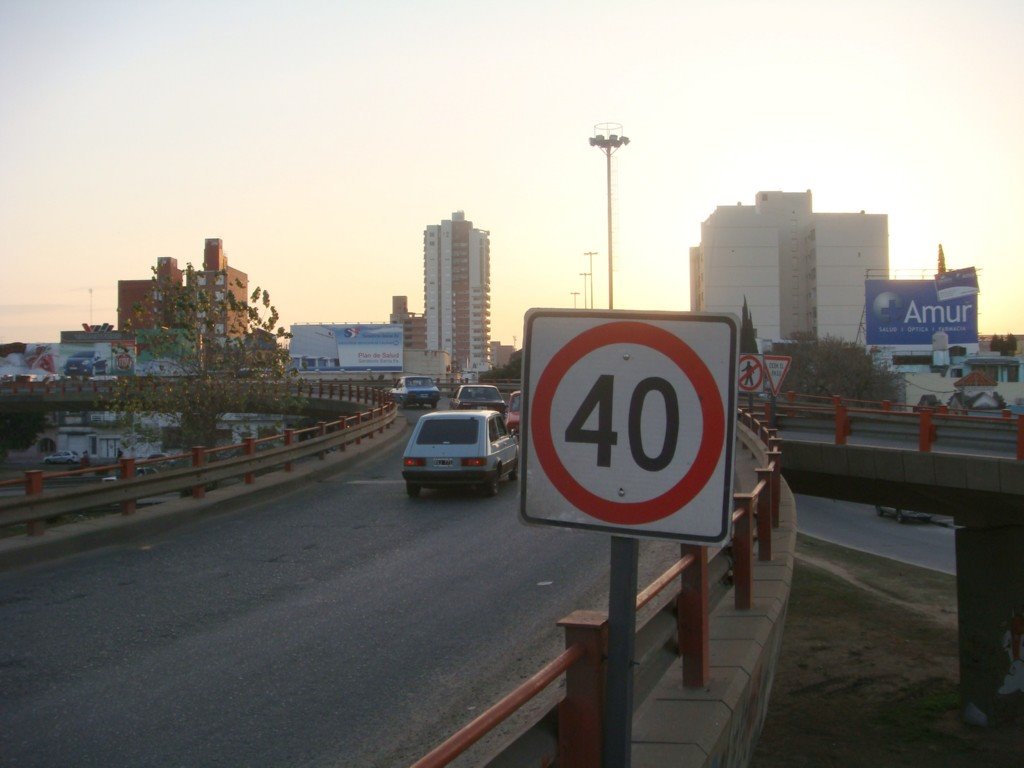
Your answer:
433;458;453;467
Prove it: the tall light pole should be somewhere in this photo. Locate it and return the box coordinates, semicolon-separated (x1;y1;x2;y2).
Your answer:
570;291;579;308
589;124;629;309
584;251;597;310
579;272;590;308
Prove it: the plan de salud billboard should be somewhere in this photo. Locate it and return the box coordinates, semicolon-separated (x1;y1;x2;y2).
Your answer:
865;277;979;346
289;324;404;372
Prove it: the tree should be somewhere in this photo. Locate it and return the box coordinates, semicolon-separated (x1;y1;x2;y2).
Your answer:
774;334;902;402
114;264;298;449
481;350;522;383
0;412;47;461
990;333;1018;357
937;243;947;274
740;296;759;354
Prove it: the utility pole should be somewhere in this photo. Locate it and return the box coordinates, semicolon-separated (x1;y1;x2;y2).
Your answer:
584;251;597;309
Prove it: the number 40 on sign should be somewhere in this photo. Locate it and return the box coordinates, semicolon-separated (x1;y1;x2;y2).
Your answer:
519;309;738;544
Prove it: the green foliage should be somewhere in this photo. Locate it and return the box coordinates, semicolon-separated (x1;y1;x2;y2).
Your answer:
114;264;299;448
990;333;1018;357
937;243;946;274
481;349;522;383
774;334;902;402
0;412;47;460
740;296;759;354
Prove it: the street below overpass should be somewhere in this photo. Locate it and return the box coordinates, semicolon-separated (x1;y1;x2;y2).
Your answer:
0;409;682;768
795;495;956;574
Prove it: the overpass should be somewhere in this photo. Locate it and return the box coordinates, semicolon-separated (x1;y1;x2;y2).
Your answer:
767;393;1024;727
3;381;1020;751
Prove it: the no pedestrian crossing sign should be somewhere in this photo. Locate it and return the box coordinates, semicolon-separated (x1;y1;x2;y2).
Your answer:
737;354;765;393
519;309;738;544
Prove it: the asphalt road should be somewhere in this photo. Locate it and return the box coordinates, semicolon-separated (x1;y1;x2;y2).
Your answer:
0;408;681;768
795;494;957;574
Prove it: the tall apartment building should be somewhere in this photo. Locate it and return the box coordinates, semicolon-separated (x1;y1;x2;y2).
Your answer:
423;211;491;372
117;238;249;338
689;191;888;342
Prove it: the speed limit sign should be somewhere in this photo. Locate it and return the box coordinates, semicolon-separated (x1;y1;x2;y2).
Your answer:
520;309;738;543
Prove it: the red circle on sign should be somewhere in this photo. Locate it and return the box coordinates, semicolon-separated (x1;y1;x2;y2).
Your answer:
531;320;725;525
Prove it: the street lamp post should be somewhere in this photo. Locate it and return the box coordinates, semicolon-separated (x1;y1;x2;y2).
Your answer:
579;272;590;309
570;291;579;308
589;124;629;310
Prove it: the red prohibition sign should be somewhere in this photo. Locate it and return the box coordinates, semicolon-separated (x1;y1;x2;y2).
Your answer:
531;320;726;525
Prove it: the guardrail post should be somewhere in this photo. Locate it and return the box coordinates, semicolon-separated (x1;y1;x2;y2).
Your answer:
191;447;206;499
755;468;773;561
557;611;606;768
1017;415;1024;461
120;458;136;515
284;429;294;472
678;544;709;687
317;422;327;459
768;450;782;527
25;470;45;536
882;400;891;411
835;403;849;445
244;438;256;484
732;495;754;610
919;409;934;452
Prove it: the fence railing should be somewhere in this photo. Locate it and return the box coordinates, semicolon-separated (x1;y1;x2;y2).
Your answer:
0;391;396;537
763;391;1024;460
410;408;781;768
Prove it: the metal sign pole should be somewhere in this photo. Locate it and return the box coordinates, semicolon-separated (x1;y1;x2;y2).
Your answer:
604;534;639;767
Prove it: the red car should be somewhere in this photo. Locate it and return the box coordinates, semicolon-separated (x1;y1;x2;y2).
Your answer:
505;390;521;435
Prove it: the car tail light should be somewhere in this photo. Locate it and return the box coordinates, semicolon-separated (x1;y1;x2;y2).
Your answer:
460;458;486;467
404;457;426;467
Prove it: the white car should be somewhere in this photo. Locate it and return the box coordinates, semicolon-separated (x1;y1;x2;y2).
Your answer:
402;410;518;498
43;450;80;465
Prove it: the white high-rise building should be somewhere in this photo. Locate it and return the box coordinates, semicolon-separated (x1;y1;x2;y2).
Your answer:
690;191;888;342
424;211;491;372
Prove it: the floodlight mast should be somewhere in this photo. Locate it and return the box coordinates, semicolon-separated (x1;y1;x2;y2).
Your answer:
589;123;629;309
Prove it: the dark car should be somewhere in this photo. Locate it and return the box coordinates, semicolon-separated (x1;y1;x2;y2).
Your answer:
63;350;108;377
451;384;507;415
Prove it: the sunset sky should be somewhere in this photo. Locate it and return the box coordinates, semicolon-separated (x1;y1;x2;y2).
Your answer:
2;1;1021;350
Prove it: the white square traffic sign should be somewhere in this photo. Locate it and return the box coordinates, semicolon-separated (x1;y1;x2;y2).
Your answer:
519;309;738;543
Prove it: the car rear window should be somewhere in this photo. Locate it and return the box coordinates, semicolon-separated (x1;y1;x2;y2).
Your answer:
416;418;479;445
461;387;500;400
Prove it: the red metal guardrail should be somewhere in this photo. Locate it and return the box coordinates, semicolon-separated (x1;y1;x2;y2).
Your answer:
0;386;395;537
764;391;1024;460
410;408;781;768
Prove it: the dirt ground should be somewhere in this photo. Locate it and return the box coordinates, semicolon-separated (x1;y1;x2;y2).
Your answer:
751;534;1023;767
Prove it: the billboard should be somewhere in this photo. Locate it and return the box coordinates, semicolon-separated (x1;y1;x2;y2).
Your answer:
290;323;403;372
0;343;58;380
866;279;979;346
934;267;979;301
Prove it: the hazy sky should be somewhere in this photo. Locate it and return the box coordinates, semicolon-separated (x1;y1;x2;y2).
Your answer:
2;0;1021;348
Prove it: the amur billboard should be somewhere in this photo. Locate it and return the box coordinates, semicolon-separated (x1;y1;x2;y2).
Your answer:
865;279;979;346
